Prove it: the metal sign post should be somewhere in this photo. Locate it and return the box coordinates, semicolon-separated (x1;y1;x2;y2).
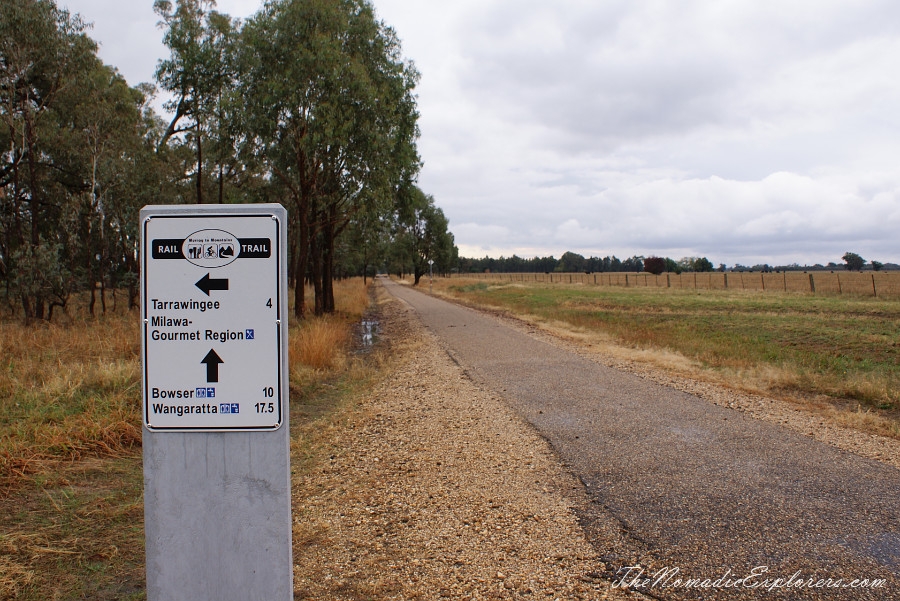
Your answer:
428;259;434;294
140;204;292;600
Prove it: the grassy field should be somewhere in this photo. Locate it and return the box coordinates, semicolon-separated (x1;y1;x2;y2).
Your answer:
429;276;899;438
0;279;375;600
458;269;900;297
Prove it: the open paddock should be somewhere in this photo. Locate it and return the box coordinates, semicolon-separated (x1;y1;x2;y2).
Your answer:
452;270;900;298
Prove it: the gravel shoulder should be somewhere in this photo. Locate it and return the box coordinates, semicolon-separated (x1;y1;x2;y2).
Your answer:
291;284;640;600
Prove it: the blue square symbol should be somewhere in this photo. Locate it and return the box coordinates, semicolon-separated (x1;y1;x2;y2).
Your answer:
245;329;255;340
196;387;207;398
230;403;240;414
219;403;230;414
207;387;215;398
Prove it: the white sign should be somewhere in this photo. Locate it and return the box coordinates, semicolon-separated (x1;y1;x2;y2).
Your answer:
141;205;286;431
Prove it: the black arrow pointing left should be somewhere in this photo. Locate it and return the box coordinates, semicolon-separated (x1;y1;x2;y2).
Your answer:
195;273;229;296
202;349;224;383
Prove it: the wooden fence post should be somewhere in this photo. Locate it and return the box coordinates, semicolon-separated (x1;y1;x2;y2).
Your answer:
809;273;816;293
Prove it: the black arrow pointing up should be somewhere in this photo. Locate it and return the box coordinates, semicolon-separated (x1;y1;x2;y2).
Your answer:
201;349;224;383
195;273;229;296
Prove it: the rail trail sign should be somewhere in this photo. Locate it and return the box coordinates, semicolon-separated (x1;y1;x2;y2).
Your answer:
140;204;292;601
142;204;286;431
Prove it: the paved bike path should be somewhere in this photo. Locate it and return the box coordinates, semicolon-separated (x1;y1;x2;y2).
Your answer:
384;278;899;600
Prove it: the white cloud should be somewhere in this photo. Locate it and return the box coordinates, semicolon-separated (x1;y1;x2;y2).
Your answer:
60;0;900;266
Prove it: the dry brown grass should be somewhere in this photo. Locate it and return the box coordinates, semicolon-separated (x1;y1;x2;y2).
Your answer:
289;279;371;382
333;278;372;316
455;270;900;298
0;313;142;484
0;279;373;484
290;316;351;371
0;278;378;600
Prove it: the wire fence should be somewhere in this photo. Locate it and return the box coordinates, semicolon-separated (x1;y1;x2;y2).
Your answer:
450;271;900;298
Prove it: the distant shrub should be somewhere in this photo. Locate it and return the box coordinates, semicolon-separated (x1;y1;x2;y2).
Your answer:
644;257;666;275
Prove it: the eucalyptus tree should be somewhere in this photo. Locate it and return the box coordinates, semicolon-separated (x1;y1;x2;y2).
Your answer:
842;252;865;272
394;185;456;285
337;200;392;283
239;0;420;318
154;0;240;204
53;62;149;315
0;0;97;319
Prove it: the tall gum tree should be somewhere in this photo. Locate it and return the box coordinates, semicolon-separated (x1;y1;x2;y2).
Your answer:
394;185;456;285
0;0;97;320
239;0;420;318
154;0;238;204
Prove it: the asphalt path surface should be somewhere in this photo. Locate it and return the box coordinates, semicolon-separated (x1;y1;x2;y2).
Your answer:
383;278;899;600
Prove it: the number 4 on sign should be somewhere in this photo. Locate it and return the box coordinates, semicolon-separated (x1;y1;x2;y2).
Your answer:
266;298;272;308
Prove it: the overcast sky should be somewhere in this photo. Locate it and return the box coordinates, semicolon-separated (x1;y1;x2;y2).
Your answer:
62;0;900;266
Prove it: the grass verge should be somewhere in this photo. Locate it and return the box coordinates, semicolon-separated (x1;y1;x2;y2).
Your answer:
0;278;380;600
424;277;900;439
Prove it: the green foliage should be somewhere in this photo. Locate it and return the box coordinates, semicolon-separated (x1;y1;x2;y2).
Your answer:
677;256;714;272
556;251;587;273
0;0;122;319
390;185;456;284
621;255;644;272
239;0;425;315
0;0;454;321
693;257;714;272
665;257;682;274
843;252;865;271
154;0;241;203
9;241;71;320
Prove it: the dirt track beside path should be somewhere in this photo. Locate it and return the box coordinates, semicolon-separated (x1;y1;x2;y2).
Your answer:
291;284;637;600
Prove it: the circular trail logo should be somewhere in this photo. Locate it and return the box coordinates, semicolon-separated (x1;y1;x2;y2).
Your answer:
182;229;239;268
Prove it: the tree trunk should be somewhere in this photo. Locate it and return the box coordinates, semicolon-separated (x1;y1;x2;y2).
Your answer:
293;200;310;320
310;229;324;316
196;125;203;204
322;207;337;313
24;112;45;321
218;163;224;204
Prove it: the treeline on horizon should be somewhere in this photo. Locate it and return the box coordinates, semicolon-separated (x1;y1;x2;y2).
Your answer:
0;0;457;323
457;251;899;275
